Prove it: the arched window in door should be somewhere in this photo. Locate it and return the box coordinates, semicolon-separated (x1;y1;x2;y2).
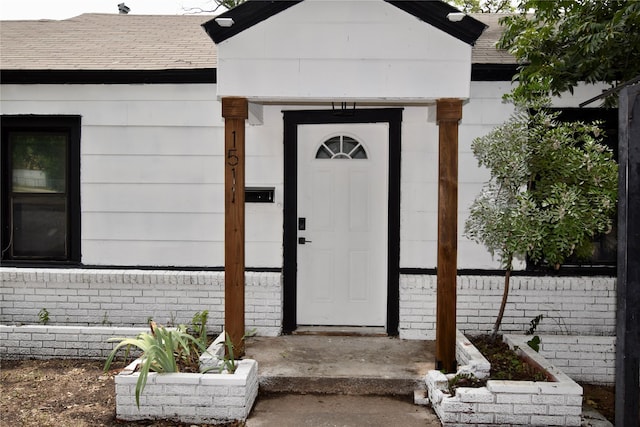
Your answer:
315;135;368;159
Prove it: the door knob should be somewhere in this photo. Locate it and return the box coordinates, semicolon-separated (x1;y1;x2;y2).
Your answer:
298;237;312;244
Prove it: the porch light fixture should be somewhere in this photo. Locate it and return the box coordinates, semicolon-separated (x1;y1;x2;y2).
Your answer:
446;12;465;22
215;17;235;27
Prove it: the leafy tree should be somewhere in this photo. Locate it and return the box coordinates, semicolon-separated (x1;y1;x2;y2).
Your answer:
183;0;245;14
498;0;640;104
447;0;514;14
464;96;618;337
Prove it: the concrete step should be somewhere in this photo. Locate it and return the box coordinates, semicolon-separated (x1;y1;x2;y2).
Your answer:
244;335;436;397
258;374;423;396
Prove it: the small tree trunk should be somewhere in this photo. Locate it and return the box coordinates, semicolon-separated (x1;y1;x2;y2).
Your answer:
491;257;513;339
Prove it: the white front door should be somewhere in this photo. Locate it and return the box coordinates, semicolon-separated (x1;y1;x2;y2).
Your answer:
297;123;388;326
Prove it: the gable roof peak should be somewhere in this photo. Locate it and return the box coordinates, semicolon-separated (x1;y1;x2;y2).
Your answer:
203;0;486;45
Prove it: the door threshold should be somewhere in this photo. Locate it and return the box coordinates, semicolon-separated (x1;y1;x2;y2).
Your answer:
292;326;388;337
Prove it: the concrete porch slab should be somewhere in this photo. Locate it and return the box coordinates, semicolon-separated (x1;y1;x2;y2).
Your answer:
244;335;436;396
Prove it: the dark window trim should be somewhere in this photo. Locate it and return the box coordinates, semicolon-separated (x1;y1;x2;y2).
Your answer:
282;108;402;336
1;115;81;265
0;69;216;85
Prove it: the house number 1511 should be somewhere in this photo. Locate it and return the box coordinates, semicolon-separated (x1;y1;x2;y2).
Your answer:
227;130;239;203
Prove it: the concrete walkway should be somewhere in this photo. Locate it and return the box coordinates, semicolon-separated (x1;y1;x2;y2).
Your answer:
243;334;441;426
246;394;442;426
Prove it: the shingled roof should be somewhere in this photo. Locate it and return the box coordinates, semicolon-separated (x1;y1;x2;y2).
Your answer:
0;13;217;71
470;13;514;65
0;12;514;75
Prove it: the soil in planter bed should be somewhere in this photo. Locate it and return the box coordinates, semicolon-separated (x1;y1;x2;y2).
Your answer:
466;335;618;424
0;358;244;427
468;335;548;382
580;382;615;424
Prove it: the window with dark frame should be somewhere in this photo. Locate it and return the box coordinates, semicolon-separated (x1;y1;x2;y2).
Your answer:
526;107;618;272
1;116;81;263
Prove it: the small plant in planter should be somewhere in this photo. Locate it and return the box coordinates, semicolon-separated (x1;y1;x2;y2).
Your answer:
105;316;259;424
104;320;205;407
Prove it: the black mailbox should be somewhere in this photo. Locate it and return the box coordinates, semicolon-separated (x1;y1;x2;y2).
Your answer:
245;187;275;203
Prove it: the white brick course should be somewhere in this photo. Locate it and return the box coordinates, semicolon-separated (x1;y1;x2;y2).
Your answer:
399;275;616;340
0;325;146;359
1;268;281;337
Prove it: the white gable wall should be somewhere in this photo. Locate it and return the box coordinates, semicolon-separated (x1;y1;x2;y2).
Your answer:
216;0;473;102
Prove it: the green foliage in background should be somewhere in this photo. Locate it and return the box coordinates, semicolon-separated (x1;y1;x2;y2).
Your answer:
464;95;618;336
447;0;514;14
499;0;640;105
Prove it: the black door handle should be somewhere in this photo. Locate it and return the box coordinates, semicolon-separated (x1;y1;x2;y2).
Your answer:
298;237;312;245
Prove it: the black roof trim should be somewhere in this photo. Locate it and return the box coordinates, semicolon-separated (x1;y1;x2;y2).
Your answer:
471;63;517;81
385;0;486;45
2;65;517;85
202;1;301;44
203;0;486;46
0;69;216;85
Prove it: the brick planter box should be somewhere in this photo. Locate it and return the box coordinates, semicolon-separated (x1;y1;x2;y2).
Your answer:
114;334;258;424
425;331;583;426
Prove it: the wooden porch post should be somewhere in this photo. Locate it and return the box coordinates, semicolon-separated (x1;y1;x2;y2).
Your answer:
435;98;462;373
222;97;248;357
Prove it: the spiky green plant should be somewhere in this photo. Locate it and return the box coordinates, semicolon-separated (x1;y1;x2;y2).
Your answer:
104;321;205;407
190;310;209;349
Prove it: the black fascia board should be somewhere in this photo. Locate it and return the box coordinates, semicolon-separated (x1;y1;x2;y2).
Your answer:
385;1;487;45
202;1;302;44
471;63;517;81
202;0;486;46
0;69;216;84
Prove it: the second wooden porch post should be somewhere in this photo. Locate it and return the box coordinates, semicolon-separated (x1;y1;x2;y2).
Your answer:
435;98;462;373
222;97;248;357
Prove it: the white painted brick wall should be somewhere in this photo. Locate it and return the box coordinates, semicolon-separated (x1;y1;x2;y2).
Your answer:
400;275;616;340
0;268;281;337
1;268;617;380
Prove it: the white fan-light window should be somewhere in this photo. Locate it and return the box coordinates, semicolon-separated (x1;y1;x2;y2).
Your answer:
315;136;368;160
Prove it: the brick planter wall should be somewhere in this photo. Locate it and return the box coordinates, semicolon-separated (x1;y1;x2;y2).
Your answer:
426;332;583;426
115;358;258;424
536;335;615;385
